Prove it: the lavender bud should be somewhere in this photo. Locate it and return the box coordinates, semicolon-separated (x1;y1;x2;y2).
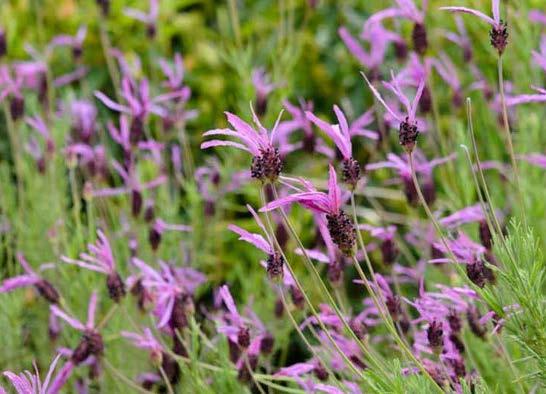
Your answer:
148;226;161;251
266;252;284;281
423;176;437;205
427;320;444;350
412;23;428;55
10;96;25;121
96;0;110;16
106;271;126;303
290;286;305;309
327;259;343;285
467;307;486;339
386;294;402;320
419;85;432;113
349;355;367;370
479;220;493;250
341;157;361;189
349;318;367;340
250;147;283;183
131;190;143;217
326;210;356;257
403;177;419;205
259;333;274;355
302;132;316;153
161;353;181;385
130;278;147;311
255;95;268;117
72;330;103;365
237;326;250;348
130;118;144;145
447;310;462;334
380;239;398;265
34;279;60;304
0;28;6;57
274;297;284;318
394;40;408;61
490;21;508;55
466;259;487;288
313;363;329;381
448;333;465;354
399;117;419;153
144;201;155;223
274;223;289;250
169;294;188;331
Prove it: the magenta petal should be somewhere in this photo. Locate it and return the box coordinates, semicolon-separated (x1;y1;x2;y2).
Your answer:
439;7;495;26
228;225;272;254
0;275;40;292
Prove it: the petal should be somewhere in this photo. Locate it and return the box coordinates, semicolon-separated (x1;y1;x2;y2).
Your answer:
94;91;130;114
360;72;401;122
228;225;272;254
439;7;495;25
200;140;251;152
327;165;341;213
50;306;85;331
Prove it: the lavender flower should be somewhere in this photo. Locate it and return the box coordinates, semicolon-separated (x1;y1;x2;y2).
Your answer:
201;109;284;183
51;25;87;60
62;230;126;302
251;68;277;117
532;35;546;73
362;71;425;152
0;253;59;304
1;354;73;394
440;0;508;55
51;292;103;365
261;165;356;256
124;0;159;38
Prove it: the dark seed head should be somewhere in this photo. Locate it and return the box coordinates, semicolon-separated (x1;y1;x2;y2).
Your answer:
466;259;487;288
412;23;428;55
313;363;329;381
169;294;188;331
96;0;110;16
274;297;284;318
394;40;408;61
72;330;103;364
250;147;283;183
380;238;398;265
34;280;60;304
326;210;356;257
490;21;508;55
479;220;493;250
449;333;465;354
266;253;284;282
419;85;432;113
260;333;274;355
131;189;143;217
399;117;419;153
467;307;486;339
427;320;444;350
386;295;402;320
149;226;161;251
342;157;361;189
106;271;126;303
255;95;268;118
237;326;251;348
161;352;181;385
447;310;462;334
0;29;6;57
10;96;25;121
290;286;305;309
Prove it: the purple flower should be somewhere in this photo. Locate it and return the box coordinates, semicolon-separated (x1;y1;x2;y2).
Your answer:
529;10;546;25
444;15;473;62
122;328;164;363
62;230;126;302
261;165;356;256
306;105;377;188
251;68;278;116
124;0;159;38
518;153;546;169
532;35;546;73
339;22;402;75
50;25;87;59
149;218;192;251
362;70;425;152
201;109;284;182
430;52;463;106
440;0;508;54
0;253;59;304
1;353;73;394
506;85;546;106
51;292;104;365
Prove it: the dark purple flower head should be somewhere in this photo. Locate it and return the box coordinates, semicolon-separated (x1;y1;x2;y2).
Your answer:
0;28;6;57
0;253;59;304
201;109;284;183
362;71;425;152
124;0;159;38
50;25;87;59
441;0;508;55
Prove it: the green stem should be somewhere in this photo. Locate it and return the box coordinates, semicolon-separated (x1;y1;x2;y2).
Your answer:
158;365;175;394
497;56;527;226
98;17;122;103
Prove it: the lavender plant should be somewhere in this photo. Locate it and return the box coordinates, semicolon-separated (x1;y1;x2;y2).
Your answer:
0;1;545;393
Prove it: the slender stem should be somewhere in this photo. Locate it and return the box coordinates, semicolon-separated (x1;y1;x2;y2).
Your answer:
267;186;389;377
259;187;368;379
103;358;153;394
96;304;119;331
98;18;122;103
158;365;175;394
279;286;345;391
227;0;242;47
497;56;527;226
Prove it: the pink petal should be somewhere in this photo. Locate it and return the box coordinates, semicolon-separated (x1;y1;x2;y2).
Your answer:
439;7;495;26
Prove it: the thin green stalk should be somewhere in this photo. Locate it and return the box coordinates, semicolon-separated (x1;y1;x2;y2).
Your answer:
96;304;119;331
497;56;527;226
98;18;122;103
279;285;345;391
158;365;175;394
259;187;369;379
103;358;152;394
267;185;389;378
228;0;242;47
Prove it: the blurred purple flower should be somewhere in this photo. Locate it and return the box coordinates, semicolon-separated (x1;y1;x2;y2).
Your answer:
124;0;159;38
